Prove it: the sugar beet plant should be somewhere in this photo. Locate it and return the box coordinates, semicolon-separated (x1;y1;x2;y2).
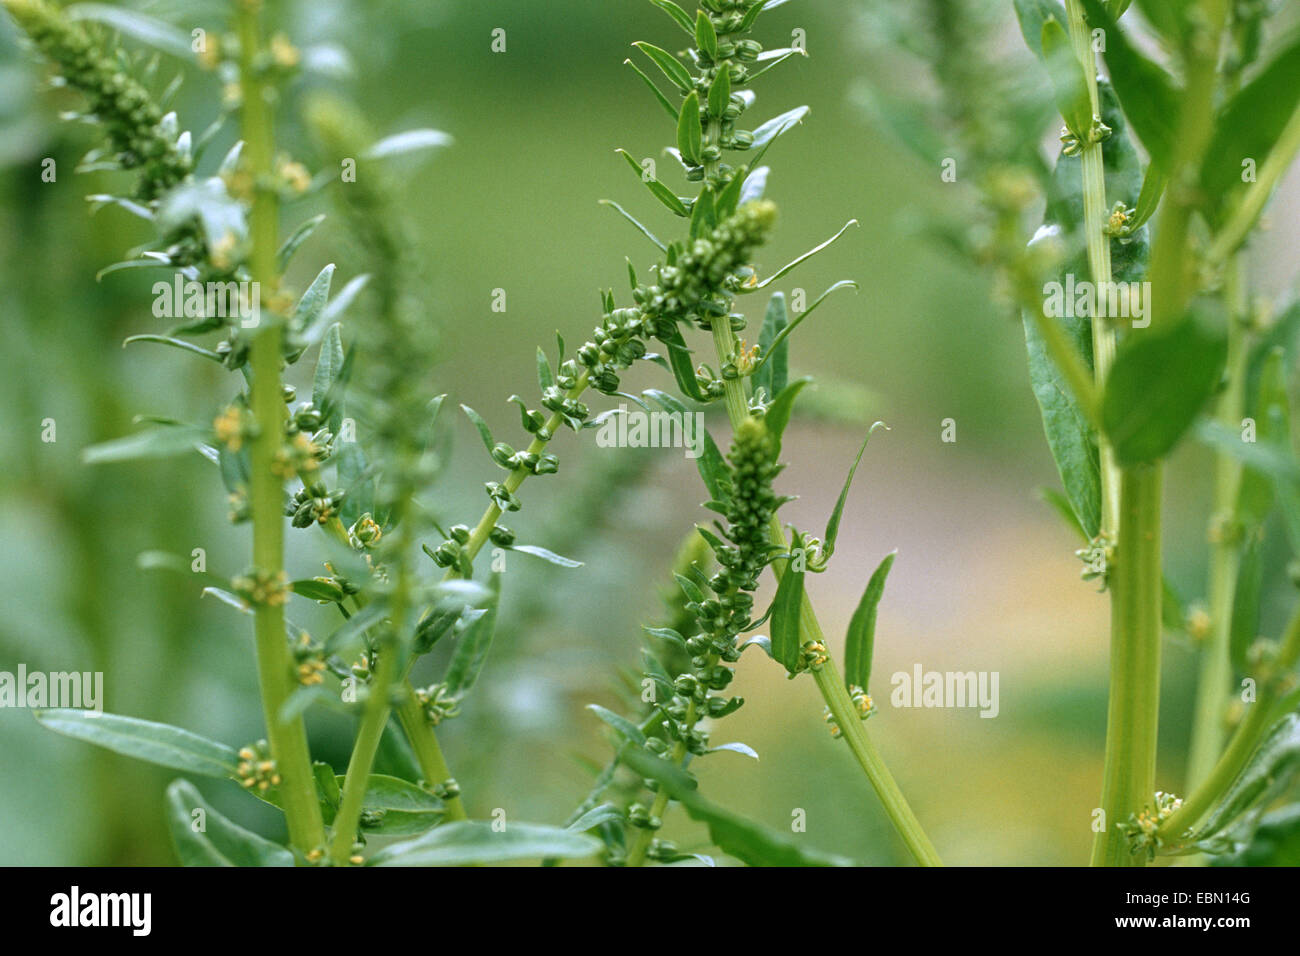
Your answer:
7;0;944;867
859;0;1300;865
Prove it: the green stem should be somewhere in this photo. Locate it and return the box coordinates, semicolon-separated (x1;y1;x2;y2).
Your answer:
710;313;941;866
1090;464;1164;866
626;725;692;867
238;1;324;857
1187;260;1250;789
1159;600;1300;844
1206;100;1300;266
392;372;591;816
1065;0;1119;536
328;635;398;863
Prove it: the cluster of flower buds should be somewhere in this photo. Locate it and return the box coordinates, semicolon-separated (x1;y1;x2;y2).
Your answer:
634;201;778;334
231;567;289;609
3;0;192;199
414;682;460;727
286;483;344;528
824;685;876;738
289;630;327;687
236;739;281;794
1119;791;1184;861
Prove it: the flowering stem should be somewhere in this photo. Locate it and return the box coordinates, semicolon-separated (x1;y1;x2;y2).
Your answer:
1090;463;1164;866
1159;600;1300;845
709;313;941;866
238;0;324;857
1187;260;1250;790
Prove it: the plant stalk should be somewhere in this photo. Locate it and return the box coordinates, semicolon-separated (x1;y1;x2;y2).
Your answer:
1090;464;1164;866
1159;599;1300;844
238;0;325;857
1187;259;1249;789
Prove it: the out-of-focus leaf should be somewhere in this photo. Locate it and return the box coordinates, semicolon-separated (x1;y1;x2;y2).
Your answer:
753;292;788;398
443;573;501;696
1102;306;1228;465
824;422;888;559
165;780;293;867
1195;711;1300;842
35;709;239;778
369;821;600;866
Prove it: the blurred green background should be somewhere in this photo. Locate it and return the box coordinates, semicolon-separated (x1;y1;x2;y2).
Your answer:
1;0;1297;866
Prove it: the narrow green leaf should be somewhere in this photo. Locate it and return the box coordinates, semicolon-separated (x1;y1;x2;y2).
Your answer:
708;67;730;120
1201;31;1300;216
165;780;293;867
35;709;239;778
566;803;623;833
770;567;805;674
755;220;858;289
292;263;335;336
709;742;759;760
460;404;496;455
751;281;859;382
649;0;694;35
1035;487;1089;543
363;128;453;160
658;321;710;401
508;545;584;568
122;335;223;363
83;425;209;465
622;58;679;121
763;377;813;456
750;106;810;153
753;292;788;397
312;323;345;409
587;704;648;746
616;149;691;217
1128;163;1166;231
443;572;501;696
277;213;326;271
599;199;667;251
328;774;445;835
1196;711;1300;842
1012;0;1068;61
695;10;719;60
291;578;346;604
677;90;703;166
369;821;600;866
1230;537;1264;675
824;422;887;560
632;41;693;92
844;552;896;693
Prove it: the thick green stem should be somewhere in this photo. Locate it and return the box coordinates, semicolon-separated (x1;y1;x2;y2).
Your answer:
239;1;325;856
1187;261;1250;789
1090;464;1164;866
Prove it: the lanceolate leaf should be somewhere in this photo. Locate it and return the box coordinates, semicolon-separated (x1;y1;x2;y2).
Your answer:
677;90;703;166
643;389;730;503
369;821;600;866
769;567;805;674
587;704;647;746
1195;711;1300;842
82;425;210;465
844;552;895;693
1023;305;1102;538
312;323;345;409
599;199;667;251
824;421;888;559
631;41;693;92
325;774;445;835
753;292;789;398
648;0;694;35
616;149;691;217
1102;307;1228;466
1012;0;1068;61
1201;32;1300;218
755;220;858;289
165;780;293;867
763;376;813;456
460;403;497;455
35;709;240;778
443;572;501;696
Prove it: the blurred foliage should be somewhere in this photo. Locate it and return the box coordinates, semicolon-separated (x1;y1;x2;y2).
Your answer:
1;0;1297;865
